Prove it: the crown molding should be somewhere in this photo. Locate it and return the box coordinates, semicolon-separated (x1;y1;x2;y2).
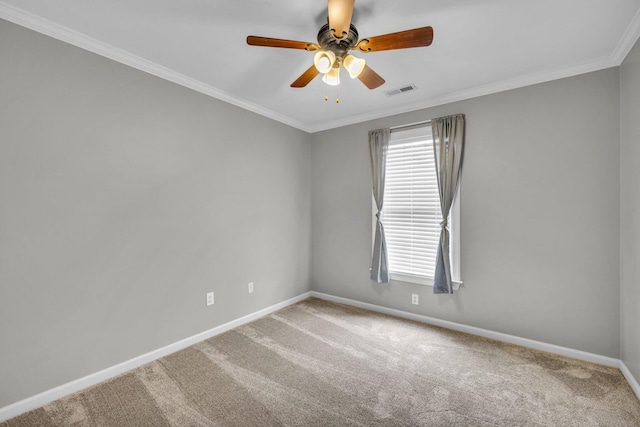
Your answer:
2;1;639;135
612;5;640;64
307;55;619;133
0;2;311;132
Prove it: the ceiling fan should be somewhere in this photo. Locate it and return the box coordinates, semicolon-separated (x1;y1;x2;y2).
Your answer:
246;0;433;92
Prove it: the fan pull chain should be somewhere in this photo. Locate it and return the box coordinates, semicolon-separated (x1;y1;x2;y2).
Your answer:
322;84;340;103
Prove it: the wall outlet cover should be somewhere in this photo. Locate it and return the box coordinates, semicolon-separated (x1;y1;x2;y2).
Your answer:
206;292;214;306
412;294;419;305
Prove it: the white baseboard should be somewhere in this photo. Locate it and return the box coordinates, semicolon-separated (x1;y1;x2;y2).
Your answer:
621;361;640;400
309;291;621;368
0;291;312;423
3;290;638;422
311;291;640;401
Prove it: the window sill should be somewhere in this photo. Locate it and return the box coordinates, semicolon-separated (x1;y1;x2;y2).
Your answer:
389;272;463;291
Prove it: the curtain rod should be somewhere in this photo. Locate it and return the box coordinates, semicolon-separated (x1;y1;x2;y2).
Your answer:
390;120;431;133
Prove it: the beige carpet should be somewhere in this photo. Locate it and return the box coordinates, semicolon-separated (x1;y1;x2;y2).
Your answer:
3;297;640;426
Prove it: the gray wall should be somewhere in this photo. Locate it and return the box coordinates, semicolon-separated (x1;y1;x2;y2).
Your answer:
1;13;635;412
0;19;311;407
311;68;621;358
621;38;640;382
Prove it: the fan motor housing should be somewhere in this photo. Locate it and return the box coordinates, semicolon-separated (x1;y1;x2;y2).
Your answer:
317;23;359;57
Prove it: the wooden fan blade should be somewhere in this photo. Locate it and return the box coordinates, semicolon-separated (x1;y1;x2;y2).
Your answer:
356;26;433;52
247;36;318;51
357;64;385;89
328;0;355;38
291;65;320;88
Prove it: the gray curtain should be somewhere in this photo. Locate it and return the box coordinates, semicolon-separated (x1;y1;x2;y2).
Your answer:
432;114;465;294
369;128;390;283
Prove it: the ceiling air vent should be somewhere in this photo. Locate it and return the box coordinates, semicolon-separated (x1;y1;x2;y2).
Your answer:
385;84;417;96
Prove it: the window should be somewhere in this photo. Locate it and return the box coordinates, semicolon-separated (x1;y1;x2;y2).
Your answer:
379;124;461;288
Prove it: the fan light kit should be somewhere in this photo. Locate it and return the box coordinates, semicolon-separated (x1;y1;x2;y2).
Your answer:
247;0;434;102
322;67;341;86
314;50;336;74
343;54;366;78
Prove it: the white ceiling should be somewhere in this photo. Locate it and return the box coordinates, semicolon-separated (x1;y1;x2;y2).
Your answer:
2;0;640;133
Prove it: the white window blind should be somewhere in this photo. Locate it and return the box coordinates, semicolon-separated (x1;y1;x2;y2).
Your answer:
381;125;445;285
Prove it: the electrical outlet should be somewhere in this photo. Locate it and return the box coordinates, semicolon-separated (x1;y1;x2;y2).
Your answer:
248;282;254;294
206;292;214;306
412;294;419;305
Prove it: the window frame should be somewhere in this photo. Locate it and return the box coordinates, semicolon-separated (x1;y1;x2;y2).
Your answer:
372;124;462;289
